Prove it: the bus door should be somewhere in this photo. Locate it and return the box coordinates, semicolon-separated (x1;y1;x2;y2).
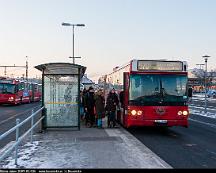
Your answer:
122;72;129;126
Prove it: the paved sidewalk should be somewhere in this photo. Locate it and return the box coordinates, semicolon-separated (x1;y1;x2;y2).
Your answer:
0;125;172;169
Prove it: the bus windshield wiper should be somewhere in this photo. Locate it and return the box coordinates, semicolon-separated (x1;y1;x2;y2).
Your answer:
132;95;160;102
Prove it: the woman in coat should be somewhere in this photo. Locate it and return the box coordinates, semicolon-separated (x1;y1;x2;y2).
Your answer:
94;89;105;128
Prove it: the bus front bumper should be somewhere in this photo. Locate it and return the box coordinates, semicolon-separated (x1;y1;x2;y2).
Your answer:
127;119;188;128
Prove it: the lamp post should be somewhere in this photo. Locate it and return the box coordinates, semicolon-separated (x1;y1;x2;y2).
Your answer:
202;55;210;114
26;56;28;81
62;22;85;64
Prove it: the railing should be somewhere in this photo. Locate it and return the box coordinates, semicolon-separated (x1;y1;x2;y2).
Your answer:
0;106;44;165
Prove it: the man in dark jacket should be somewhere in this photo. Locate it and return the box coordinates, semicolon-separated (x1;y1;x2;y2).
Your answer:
105;88;119;127
84;86;95;127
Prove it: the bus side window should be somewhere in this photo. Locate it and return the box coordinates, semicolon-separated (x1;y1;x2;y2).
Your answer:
15;85;19;93
18;84;22;91
19;83;24;90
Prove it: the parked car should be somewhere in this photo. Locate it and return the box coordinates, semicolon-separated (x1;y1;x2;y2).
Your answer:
207;90;216;98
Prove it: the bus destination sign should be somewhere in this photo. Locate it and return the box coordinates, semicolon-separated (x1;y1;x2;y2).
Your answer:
137;60;183;71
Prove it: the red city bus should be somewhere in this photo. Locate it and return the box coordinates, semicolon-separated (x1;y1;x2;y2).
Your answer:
103;59;189;128
28;83;42;102
0;78;31;105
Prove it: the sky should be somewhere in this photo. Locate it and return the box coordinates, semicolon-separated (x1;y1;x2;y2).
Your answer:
0;0;216;81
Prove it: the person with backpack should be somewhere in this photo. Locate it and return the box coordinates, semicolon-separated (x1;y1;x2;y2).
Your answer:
105;88;119;128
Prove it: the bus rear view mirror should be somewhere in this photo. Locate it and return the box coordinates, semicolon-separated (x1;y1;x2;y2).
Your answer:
188;87;193;98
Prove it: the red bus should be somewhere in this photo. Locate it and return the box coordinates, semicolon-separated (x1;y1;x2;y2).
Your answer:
0;78;31;105
103;59;189;128
28;83;42;102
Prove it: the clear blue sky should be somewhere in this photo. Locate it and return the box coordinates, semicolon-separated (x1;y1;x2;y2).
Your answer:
0;0;216;80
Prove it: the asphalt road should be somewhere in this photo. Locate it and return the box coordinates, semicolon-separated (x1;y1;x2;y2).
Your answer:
1;95;216;168
0;102;42;149
128;96;216;168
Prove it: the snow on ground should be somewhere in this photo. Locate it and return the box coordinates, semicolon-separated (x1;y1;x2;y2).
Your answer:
193;93;206;98
1;141;40;168
193;93;216;99
189;108;216;119
1;128;171;169
193;94;216;101
189;94;216;119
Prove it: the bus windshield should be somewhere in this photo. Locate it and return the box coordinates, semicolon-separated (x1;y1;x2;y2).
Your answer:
129;74;187;106
0;83;16;94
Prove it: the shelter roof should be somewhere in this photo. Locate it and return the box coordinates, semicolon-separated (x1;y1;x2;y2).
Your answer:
35;62;86;76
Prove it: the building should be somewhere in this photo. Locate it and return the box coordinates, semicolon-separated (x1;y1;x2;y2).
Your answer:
188;69;216;92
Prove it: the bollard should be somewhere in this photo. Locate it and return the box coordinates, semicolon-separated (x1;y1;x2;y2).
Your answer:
15;118;20;165
31;110;34;143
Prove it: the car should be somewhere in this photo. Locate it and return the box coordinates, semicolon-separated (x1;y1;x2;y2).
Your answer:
207;90;216;98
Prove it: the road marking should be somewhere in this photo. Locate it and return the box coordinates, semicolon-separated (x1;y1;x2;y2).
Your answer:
189;118;216;129
0;105;41;126
184;143;197;147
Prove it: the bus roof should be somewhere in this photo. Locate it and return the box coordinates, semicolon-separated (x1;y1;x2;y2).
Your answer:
107;59;187;75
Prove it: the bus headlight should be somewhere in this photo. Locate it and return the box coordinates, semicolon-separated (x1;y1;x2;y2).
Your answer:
137;110;142;115
183;111;188;116
178;111;183;115
8;97;14;101
131;110;137;116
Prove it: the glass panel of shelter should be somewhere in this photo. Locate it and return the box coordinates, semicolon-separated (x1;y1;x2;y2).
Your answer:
44;75;79;127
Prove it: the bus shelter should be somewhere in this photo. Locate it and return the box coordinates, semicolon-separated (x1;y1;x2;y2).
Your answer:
35;63;86;130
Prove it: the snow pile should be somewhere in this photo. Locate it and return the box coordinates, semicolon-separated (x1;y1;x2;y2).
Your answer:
190;109;216;119
193;93;205;98
1;141;39;168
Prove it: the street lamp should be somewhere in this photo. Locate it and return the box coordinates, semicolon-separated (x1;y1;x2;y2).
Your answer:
202;55;210;114
62;22;85;64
